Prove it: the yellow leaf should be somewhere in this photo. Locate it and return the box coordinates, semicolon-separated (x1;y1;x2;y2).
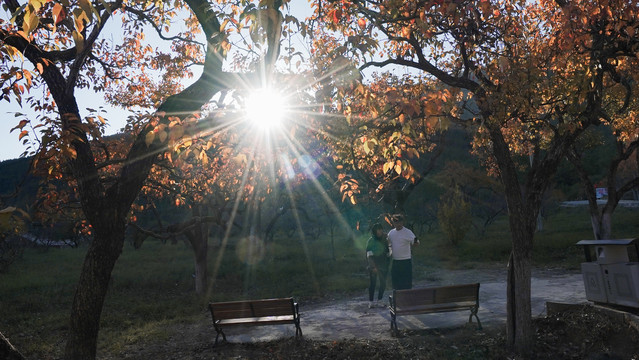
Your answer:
78;0;94;22
158;130;168;143
23;9;39;35
171;125;184;140
394;161;402;175
145;131;155;146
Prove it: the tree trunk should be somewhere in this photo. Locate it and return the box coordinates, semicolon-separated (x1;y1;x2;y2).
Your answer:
487;122;555;355
506;224;534;354
64;220;125;359
188;206;209;294
599;211;613;240
590;213;603;240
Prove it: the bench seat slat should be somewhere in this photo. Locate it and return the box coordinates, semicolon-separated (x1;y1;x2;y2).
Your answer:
217;315;296;326
393;301;477;315
394;302;476;315
251;301;295;317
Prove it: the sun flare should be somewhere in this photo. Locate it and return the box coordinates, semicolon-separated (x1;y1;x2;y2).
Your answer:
245;88;287;130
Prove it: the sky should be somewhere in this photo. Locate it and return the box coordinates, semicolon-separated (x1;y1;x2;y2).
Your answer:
0;2;314;163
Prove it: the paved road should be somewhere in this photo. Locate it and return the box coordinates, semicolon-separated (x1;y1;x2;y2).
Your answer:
223;267;588;343
561;200;639;208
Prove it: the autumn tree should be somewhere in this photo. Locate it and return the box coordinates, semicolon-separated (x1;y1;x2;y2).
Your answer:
1;0;300;358
437;184;471;245
129;127;243;294
309;0;639;353
310;62;448;213
567;100;639;240
434;161;506;235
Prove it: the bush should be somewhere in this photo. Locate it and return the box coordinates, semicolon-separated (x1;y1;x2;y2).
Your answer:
437;186;472;246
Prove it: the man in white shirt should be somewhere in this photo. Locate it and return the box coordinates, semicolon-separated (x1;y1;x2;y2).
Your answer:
388;214;419;290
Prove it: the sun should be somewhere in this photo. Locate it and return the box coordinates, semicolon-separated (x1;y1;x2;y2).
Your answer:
245;88;287;130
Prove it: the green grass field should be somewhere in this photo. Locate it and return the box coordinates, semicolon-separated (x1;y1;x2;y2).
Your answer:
1;206;638;357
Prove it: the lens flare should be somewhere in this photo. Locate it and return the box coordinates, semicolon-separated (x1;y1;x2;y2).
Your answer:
245;88;287;130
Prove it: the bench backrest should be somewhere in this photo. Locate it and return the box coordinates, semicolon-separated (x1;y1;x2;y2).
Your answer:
394;283;479;308
209;297;295;321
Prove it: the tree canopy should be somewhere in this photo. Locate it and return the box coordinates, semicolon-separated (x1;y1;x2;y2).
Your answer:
1;0;638;358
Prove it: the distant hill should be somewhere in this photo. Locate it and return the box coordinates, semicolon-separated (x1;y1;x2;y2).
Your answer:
0;157;38;209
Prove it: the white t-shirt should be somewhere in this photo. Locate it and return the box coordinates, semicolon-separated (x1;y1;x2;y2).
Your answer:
388;227;416;260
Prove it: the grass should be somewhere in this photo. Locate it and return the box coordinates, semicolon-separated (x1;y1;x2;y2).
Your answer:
1;205;638;358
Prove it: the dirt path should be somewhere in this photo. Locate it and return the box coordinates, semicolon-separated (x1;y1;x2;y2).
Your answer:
170;267;587;345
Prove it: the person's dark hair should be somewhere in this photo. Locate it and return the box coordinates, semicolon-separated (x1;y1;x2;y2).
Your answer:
371;223;384;236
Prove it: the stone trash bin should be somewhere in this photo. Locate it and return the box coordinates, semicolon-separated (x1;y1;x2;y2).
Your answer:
577;239;639;308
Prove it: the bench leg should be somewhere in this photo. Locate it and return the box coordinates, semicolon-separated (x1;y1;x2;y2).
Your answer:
389;295;399;336
295;319;303;338
213;327;227;347
469;307;482;330
390;312;399;336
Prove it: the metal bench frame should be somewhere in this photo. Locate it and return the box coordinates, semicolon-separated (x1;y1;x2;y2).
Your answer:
389;283;481;335
208;297;302;346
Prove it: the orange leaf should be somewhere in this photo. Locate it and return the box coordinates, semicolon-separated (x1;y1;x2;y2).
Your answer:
10;120;28;132
18;130;28;140
357;18;366;29
52;3;66;25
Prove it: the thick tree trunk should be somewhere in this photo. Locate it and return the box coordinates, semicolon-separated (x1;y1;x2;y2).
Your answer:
506;222;534;354
64;221;125;359
486;122;557;355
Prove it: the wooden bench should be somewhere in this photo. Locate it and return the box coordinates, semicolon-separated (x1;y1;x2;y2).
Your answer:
389;283;481;335
208;297;302;346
